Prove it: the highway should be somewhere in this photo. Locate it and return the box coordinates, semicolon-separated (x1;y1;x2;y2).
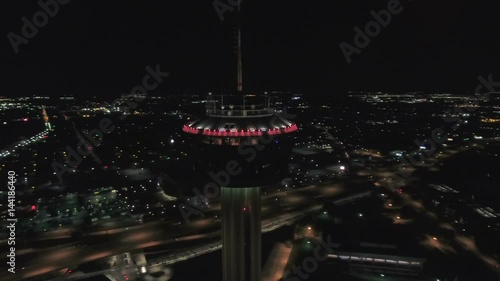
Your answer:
1;177;353;281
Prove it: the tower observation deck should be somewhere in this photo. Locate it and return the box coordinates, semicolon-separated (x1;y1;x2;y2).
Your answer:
183;94;297;146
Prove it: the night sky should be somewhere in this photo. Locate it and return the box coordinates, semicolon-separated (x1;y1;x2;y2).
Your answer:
1;0;499;98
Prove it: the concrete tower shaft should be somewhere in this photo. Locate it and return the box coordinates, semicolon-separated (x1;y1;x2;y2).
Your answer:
221;187;261;281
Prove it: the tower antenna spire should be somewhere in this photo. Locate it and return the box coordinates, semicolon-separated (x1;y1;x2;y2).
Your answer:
236;1;243;93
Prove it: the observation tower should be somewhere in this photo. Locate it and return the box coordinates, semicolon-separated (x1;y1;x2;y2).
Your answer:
181;5;297;281
182;94;297;281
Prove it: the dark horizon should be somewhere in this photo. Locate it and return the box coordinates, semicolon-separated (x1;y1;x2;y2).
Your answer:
1;0;500;97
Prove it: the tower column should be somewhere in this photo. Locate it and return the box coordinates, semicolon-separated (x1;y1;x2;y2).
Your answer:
221;186;261;281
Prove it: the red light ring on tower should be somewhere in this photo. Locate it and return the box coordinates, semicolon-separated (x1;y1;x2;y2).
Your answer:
182;125;199;134
183;124;297;136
